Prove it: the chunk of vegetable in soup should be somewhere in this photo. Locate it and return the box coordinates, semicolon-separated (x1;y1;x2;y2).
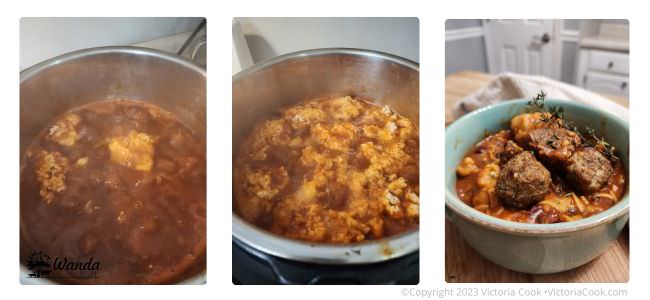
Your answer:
20;100;206;284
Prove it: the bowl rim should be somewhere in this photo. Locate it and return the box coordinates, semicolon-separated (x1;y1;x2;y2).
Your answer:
232;47;419;83
445;99;629;236
20;46;206;84
232;48;420;264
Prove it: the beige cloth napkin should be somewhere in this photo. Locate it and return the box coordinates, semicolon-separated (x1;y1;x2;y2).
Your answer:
452;72;629;121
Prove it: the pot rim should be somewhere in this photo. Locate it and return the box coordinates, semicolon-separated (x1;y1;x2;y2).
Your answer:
21;46;206;84
232;48;420;264
232;214;419;265
445;99;630;236
233;47;419;82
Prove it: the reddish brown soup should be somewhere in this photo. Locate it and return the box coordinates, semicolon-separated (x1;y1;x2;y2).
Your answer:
455;124;625;224
234;96;419;244
20;100;206;284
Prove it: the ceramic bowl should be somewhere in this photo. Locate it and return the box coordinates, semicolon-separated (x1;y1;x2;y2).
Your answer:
445;99;629;274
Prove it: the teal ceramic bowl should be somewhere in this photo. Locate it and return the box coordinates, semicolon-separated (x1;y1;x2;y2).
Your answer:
445;99;629;274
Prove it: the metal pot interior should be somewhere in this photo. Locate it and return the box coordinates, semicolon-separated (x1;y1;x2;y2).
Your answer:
232;49;419;264
233;49;419;155
20;47;206;154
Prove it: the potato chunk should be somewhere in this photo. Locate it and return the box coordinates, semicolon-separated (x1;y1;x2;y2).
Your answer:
108;131;154;171
47;114;80;146
35;151;68;204
456;157;480;176
328;96;361;120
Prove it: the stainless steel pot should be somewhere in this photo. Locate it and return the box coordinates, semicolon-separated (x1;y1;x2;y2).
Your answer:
20;46;206;284
232;48;419;264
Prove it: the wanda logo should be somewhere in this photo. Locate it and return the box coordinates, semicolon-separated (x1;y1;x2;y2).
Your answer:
25;251;101;279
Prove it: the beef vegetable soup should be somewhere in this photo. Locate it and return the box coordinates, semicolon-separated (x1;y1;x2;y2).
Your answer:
234;96;419;243
20;100;206;284
455;98;625;224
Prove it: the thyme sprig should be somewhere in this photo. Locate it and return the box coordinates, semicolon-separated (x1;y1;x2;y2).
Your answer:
549;105;565;119
574;125;618;161
527;90;564;122
527;90;547;110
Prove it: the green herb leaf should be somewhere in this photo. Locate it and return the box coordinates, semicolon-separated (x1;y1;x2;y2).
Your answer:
527;90;547;110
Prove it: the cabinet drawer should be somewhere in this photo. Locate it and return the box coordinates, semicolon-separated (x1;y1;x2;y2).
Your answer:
588;50;629;75
584;72;629;97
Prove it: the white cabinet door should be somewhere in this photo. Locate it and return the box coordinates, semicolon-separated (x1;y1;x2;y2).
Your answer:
584;72;629;97
484;19;555;77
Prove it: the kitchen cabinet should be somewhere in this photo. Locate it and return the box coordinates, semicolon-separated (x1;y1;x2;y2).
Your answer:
576;49;629;97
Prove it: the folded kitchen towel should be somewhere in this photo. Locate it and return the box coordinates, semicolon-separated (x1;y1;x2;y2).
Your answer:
452;72;629;121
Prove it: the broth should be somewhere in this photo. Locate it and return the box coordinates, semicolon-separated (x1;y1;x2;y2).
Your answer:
20;100;206;284
455;119;625;224
234;96;419;243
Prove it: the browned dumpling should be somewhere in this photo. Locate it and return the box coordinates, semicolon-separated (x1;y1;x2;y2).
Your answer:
496;151;551;209
566;147;614;194
524;128;581;169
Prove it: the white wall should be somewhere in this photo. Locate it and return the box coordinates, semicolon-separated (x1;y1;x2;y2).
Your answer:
234;17;419;65
445;20;488;75
20;17;203;70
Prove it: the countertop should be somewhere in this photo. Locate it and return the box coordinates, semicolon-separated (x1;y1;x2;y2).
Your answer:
445;71;629;283
580;36;629;52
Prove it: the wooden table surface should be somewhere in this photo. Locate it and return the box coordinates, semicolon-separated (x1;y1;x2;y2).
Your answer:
445;71;629;283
